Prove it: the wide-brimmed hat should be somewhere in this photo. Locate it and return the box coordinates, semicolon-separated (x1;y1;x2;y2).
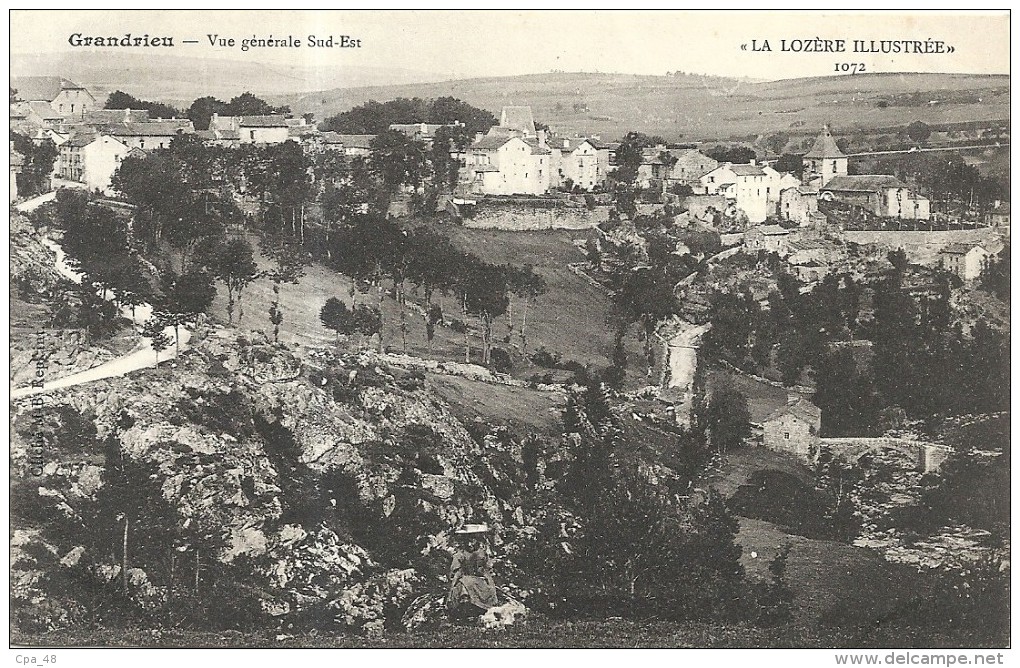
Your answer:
454;523;490;535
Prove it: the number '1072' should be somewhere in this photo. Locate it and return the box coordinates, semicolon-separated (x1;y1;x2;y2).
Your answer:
835;63;866;74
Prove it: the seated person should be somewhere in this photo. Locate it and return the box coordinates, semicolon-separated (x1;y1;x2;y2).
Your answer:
447;523;498;620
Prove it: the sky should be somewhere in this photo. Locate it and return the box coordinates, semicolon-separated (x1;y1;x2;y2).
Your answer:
9;9;1010;83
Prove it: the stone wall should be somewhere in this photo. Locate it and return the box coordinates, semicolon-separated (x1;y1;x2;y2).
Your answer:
844;228;999;266
819;437;952;472
464;201;609;231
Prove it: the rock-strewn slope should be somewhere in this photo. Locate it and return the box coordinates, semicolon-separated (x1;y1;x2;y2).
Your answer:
11;325;517;635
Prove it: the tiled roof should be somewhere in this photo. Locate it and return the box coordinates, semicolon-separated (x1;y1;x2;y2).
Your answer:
804;126;846;159
785;238;837;252
499;106;535;135
83;109;151;124
729;164;765;177
524;138;551;155
11;100;64;120
940;242;984;255
389;123;446;137
822;175;906;191
750;224;792;236
335;134;376;149
470;135;514;150
552;136;597;153
65;134;97;148
239;115;288;128
110;122;189;137
764;398;821;425
11;76;88;102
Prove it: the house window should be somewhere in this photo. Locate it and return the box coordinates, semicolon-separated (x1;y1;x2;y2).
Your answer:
784;432;790;440
831;160;837;170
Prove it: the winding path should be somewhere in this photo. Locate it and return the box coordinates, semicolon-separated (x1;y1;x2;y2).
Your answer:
11;191;192;399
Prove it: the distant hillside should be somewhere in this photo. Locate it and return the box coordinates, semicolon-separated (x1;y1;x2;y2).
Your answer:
275;71;1009;142
10;51;445;108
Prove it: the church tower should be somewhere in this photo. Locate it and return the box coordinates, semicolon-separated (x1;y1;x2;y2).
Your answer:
803;125;847;186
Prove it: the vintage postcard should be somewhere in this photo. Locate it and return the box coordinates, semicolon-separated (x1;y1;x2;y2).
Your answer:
8;8;1010;659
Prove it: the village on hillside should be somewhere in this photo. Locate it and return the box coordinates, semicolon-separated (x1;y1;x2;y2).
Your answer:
9;65;1011;650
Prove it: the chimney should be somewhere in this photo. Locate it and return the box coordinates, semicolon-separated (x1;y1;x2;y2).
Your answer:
537;129;547;147
124;108;131;121
562;138;570;149
474;131;484;143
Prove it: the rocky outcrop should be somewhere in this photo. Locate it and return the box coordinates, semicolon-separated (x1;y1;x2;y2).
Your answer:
10;328;520;634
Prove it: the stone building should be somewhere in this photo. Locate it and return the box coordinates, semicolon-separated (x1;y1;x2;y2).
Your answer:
819;175;930;220
762;397;822;460
802;125;847;186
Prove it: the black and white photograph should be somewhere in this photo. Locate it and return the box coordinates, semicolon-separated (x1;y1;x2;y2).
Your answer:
7;9;1011;657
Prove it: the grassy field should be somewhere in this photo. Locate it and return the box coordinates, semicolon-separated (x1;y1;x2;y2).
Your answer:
736;518;932;629
1;617;918;649
707;367;795;423
426;373;565;436
211;226;651;388
282;71;1009;142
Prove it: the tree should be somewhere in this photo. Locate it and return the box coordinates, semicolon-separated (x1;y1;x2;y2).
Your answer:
812;348;880;436
320;297;355;346
616;267;676;375
763;132;790;156
104;90;181;119
776;329;811;386
612;132;663;186
704;145;757;164
162;198;228;274
369;130;431;198
320;96;495;134
141;315;172;365
260;236;308;343
208;239;259;323
187;96;227;131
505;264;547;348
462;263;510;365
774;153;805;178
705;386;751;455
161;271;216;356
10;131;58;196
224;91;289;117
814;452;865;543
431;125;472;192
319;297;382;350
906;120;932;145
75;285;121;342
980;244;1010;302
262;141;313;240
